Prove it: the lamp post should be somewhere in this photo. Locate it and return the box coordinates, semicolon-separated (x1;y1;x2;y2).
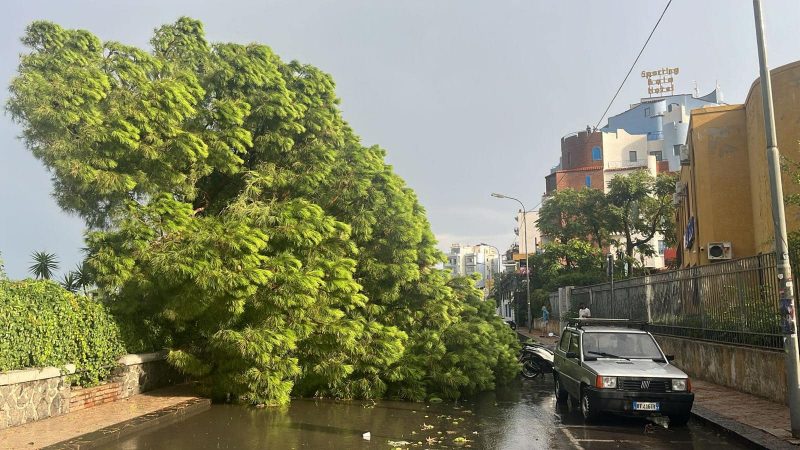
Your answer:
492;193;533;332
478;242;501;281
752;0;800;436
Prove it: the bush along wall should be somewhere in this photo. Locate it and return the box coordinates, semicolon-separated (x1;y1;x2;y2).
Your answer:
0;280;125;386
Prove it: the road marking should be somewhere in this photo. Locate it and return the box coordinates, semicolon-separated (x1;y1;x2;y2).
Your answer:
560;427;584;450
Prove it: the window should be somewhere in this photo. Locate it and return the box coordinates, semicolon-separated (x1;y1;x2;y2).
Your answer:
568;332;580;357
659;240;667;255
559;333;571;351
673;144;682;156
644;107;650;117
585;175;591;187
651;151;663;161
591;146;601;161
629;151;637;162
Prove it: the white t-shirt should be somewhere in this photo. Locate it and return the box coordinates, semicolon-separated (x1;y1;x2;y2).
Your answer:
578;307;591;318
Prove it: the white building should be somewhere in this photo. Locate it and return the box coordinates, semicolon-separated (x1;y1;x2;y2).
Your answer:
444;244;501;289
515;210;543;256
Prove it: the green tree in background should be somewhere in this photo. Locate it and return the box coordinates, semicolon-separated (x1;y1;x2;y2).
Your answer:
607;170;677;259
9;18;518;405
28;251;59;280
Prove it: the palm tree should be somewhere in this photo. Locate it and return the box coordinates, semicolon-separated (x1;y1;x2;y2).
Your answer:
60;271;79;292
72;262;93;295
28;251;59;280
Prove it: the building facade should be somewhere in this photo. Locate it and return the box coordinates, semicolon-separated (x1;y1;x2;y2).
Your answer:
676;61;800;267
541;89;722;269
444;243;501;289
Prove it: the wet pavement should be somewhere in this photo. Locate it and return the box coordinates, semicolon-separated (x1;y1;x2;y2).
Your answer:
98;377;746;449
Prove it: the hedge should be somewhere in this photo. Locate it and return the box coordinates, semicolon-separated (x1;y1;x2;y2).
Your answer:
0;279;125;386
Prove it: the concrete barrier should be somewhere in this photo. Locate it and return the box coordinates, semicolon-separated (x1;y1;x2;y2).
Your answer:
654;334;788;404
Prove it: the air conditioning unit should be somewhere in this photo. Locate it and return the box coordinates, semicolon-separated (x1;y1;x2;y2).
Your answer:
707;242;732;260
679;145;690;165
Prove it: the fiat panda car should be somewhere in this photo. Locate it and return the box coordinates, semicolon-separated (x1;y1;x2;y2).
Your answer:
552;319;694;425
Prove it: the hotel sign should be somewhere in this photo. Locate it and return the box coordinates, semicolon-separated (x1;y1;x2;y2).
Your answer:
642;67;679;96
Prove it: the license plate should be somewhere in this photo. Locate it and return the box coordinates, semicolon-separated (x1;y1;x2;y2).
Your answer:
633;401;660;411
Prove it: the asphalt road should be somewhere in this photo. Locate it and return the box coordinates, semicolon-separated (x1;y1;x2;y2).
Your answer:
499;376;748;450
101;375;748;450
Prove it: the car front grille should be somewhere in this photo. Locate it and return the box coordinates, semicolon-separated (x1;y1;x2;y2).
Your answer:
620;378;669;392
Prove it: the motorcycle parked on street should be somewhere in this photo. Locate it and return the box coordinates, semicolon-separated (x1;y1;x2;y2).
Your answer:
519;342;554;379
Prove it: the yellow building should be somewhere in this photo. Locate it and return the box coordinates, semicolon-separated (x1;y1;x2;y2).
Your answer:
677;60;800;266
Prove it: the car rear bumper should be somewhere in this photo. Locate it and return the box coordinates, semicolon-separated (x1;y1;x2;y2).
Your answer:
586;386;694;416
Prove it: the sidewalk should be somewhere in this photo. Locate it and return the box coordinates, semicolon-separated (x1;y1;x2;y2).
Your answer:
691;380;799;449
0;384;209;450
516;324;560;347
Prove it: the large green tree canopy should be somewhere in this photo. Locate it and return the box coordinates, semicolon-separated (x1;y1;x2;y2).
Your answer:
8;18;518;405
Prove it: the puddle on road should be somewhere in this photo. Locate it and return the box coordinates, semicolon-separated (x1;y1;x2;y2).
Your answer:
98;378;747;450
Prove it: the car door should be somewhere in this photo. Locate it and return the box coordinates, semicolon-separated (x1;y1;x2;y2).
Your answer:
559;331;582;397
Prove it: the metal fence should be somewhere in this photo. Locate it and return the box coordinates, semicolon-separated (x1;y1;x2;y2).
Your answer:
558;254;783;349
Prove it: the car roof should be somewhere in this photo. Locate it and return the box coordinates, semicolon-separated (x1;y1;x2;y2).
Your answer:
567;326;649;334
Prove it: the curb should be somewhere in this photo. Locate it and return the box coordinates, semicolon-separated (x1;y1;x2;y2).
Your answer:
43;397;211;449
691;405;799;450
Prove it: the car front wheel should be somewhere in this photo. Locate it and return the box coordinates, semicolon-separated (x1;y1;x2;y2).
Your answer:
580;387;599;422
554;373;568;403
670;412;691;426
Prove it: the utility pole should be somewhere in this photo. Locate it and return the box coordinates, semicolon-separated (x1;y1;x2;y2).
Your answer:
492;193;533;333
753;0;800;437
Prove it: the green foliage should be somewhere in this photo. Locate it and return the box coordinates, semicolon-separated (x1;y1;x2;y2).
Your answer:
607;170;677;257
9;18;518;405
0;280;125;385
28;251;59;280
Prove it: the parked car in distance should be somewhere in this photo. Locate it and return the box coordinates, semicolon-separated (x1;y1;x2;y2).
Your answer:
552;318;694;425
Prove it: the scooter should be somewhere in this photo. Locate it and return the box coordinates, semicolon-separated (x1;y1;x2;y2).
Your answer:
519;342;554;379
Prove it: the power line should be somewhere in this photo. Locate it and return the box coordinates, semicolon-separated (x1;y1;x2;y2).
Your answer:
594;0;673;130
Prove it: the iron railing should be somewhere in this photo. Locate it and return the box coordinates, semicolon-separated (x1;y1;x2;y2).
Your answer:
558;254;783;349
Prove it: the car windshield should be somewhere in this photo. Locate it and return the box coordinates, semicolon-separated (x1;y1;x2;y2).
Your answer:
582;332;662;359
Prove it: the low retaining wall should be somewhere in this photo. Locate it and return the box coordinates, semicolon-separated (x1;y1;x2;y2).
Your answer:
0;352;180;429
654;335;788;404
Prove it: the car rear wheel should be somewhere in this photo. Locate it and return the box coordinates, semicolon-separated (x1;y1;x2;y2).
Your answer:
580;387;599;422
553;373;568;403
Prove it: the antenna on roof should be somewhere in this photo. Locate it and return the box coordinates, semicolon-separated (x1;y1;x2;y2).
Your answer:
692;80;699;97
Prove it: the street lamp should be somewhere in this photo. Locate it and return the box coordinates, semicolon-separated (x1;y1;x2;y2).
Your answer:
491;192;533;333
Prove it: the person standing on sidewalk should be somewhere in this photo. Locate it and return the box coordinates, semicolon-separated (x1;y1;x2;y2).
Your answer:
540;305;550;337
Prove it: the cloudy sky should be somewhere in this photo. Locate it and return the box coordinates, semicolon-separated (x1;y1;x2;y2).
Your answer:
1;0;799;278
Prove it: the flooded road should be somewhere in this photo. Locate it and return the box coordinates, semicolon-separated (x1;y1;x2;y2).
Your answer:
102;378;746;449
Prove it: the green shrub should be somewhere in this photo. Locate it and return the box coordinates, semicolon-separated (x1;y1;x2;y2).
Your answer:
0;279;125;385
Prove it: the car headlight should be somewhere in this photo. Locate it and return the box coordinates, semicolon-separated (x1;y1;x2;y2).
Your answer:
672;378;688;391
595;375;617;389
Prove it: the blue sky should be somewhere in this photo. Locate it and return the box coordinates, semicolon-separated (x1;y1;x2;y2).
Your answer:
1;0;799;278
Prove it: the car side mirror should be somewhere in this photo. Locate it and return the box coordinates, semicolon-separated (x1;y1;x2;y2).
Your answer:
666;355;675;361
566;351;579;359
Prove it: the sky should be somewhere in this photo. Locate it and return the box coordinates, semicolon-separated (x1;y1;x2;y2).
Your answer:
1;0;799;279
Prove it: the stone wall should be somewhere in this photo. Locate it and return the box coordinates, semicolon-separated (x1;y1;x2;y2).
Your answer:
0;367;73;429
0;352;179;430
654;334;788;404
